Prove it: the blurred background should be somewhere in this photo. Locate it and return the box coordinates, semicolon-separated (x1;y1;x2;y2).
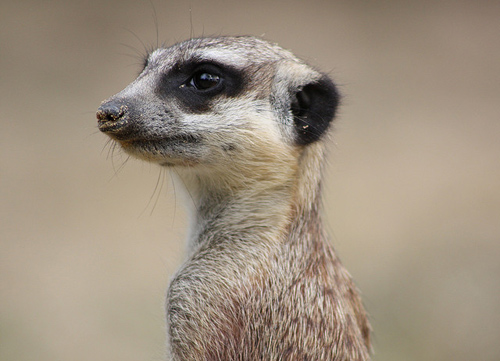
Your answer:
1;1;499;360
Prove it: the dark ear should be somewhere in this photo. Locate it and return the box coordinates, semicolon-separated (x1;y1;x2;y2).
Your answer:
291;75;340;145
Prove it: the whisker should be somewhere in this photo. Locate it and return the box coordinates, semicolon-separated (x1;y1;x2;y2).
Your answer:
122;27;152;57
189;6;194;40
149;167;166;216
139;167;163;217
115;154;131;175
148;0;160;50
119;43;147;60
170;168;177;228
172;168;197;212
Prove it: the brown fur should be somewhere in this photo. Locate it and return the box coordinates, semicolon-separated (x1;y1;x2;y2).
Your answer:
166;144;371;361
97;36;371;360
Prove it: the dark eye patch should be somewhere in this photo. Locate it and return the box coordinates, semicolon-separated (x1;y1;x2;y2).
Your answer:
155;60;245;114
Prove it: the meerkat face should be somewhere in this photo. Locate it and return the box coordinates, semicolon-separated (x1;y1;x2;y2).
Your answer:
97;37;339;172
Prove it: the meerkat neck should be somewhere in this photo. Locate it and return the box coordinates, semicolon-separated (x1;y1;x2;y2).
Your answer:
178;174;296;254
173;142;326;253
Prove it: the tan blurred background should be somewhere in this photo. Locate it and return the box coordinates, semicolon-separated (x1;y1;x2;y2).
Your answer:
1;0;499;360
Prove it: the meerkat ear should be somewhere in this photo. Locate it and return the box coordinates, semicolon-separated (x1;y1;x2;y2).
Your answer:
291;75;340;145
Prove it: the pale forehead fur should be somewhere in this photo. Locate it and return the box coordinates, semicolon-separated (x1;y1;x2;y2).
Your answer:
149;36;316;78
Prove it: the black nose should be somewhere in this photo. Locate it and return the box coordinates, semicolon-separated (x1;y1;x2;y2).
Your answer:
96;101;127;123
96;100;130;133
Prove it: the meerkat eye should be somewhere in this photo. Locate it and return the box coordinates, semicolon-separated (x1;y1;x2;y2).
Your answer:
189;71;221;90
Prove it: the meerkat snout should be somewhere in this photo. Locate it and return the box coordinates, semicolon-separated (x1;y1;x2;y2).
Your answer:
97;36;370;360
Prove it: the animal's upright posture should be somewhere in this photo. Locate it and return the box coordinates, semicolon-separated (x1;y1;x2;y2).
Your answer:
97;36;371;360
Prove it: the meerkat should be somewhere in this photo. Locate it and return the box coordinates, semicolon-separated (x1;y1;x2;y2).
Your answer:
97;36;371;360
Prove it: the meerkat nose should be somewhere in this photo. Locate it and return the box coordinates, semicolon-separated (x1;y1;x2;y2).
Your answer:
96;100;131;134
96;101;126;123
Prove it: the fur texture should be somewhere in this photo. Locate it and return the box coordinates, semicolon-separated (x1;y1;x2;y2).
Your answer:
97;36;371;360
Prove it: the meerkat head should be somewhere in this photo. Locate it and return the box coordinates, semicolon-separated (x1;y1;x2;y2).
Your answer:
97;36;339;182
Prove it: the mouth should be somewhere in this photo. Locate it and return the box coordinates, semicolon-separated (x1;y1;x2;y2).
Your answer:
114;133;202;160
97;118;129;133
97;107;200;146
115;134;202;165
97;115;200;146
120;133;200;148
97;102;202;163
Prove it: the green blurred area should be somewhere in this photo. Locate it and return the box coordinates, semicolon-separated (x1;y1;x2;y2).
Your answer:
1;1;499;360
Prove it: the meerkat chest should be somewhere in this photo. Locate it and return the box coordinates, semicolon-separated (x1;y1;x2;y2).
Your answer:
165;251;266;360
165;237;370;361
